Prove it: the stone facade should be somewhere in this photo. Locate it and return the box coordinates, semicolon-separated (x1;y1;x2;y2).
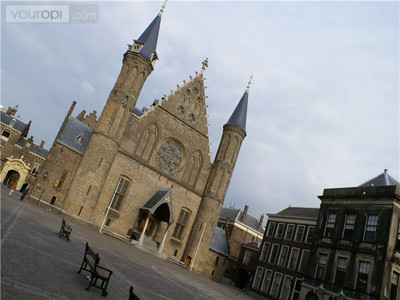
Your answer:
300;172;400;300
0;105;49;192
28;8;249;279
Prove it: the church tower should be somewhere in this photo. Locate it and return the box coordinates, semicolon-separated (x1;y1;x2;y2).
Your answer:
62;5;165;220
182;78;250;276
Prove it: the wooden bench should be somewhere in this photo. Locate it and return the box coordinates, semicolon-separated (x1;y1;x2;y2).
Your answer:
58;219;72;241
77;242;113;297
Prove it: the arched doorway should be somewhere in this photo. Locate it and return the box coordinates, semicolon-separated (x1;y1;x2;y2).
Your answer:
0;156;31;191
4;170;20;187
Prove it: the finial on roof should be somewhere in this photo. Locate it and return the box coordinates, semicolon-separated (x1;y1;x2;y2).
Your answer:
159;0;168;16
201;58;208;72
246;68;255;91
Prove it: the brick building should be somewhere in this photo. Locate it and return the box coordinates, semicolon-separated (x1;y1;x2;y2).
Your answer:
218;205;265;280
300;170;400;300
251;206;319;299
28;3;250;280
0;105;49;192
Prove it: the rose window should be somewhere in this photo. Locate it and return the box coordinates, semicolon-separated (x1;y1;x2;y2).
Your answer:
157;140;184;173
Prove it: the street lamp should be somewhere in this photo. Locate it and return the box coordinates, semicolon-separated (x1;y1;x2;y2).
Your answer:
338;289;345;299
317;284;325;296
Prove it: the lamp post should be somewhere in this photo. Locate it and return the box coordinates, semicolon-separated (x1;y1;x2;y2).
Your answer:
37;171;48;205
317;284;325;298
338;289;345;299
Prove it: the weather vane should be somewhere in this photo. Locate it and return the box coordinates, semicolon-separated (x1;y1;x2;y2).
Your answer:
246;67;255;91
160;0;168;15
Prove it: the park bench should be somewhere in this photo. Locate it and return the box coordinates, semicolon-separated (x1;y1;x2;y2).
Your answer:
58;219;72;241
77;242;113;297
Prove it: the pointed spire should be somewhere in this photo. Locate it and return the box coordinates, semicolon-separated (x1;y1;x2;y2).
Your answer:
225;74;253;134
129;2;166;65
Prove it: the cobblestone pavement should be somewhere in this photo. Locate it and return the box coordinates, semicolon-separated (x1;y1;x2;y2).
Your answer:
1;186;257;300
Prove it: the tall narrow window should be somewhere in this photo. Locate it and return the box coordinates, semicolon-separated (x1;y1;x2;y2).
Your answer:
288;248;300;270
260;269;273;294
172;208;191;240
324;214;336;238
315;254;328;280
334;257;348;286
391;272;400;300
111;177;130;210
356;261;370;292
259;242;270;262
305;226;316;244
270;273;283;297
277;246;289;267
31;163;40;174
252;267;264;290
242;249;251;265
284;224;295;240
268;244;279;264
343;214;356;240
364;215;378;243
396;222;400;251
55;170;68;189
294;225;305;242
266;222;276;237
280;276;293;300
299;250;310;273
275;223;285;239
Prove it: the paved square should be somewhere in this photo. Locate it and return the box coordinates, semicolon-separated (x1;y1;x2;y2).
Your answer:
1;187;256;300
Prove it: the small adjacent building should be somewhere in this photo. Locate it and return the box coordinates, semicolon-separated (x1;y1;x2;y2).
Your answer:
300;170;400;300
250;206;319;299
234;241;261;289
0;105;49;191
218;205;265;280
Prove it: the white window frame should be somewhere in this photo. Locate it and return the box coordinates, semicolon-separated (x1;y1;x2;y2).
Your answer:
333;256;348;286
259;242;270;262
268;244;280;264
305;226;315;244
269;272;283;297
252;266;264;290
294;225;305;242
266;222;276;237
275;223;285;239
342;214;356;240
298;249;311;273
355;260;371;292
324;213;336;237
363;214;378;243
284;224;295;240
277;245;289;267
287;247;300;270
279;275;293;300
1;129;11;141
260;269;273;294
243;249;251;265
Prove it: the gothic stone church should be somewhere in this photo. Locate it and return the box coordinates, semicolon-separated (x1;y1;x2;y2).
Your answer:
31;7;249;279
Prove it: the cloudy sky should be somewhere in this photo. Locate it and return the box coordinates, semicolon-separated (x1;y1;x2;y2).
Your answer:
2;0;399;219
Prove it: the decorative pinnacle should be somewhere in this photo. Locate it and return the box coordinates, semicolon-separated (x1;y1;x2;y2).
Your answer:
246;68;255;91
159;0;168;15
201;58;208;72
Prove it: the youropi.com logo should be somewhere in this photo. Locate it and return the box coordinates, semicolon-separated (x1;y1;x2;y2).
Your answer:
5;4;99;23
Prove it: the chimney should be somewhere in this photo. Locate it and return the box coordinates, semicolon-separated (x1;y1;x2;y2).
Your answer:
241;205;249;223
77;110;86;121
6;107;17;116
39;140;45;150
258;214;264;231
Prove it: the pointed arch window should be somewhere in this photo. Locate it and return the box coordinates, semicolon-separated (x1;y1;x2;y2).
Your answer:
172;208;191;240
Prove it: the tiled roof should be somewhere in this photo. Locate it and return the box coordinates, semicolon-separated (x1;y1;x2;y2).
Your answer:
225;90;248;133
0;109;29;133
359;169;399;187
16;138;49;159
273;207;320;219
210;227;228;256
57;117;93;155
220;207;264;233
